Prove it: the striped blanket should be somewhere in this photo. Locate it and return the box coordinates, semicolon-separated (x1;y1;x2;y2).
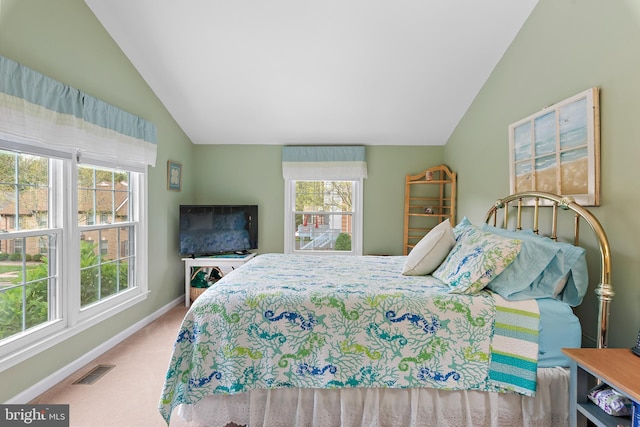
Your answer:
159;254;539;424
489;295;540;395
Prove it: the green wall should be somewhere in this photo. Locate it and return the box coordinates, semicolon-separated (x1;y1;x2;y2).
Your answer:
445;0;640;348
192;144;443;256
0;0;193;402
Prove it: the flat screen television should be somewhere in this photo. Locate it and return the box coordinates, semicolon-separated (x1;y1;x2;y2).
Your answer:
179;205;258;257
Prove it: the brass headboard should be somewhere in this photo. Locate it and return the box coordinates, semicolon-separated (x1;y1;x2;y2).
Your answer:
483;191;612;349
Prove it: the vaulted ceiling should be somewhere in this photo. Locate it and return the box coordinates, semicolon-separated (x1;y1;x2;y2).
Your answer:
85;1;538;146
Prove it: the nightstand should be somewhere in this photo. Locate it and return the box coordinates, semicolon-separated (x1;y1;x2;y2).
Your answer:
562;348;640;427
182;253;256;307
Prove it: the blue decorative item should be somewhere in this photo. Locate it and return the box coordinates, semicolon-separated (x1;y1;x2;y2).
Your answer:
632;328;640;357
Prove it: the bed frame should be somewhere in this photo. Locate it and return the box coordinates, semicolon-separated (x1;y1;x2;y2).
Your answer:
483;191;612;349
168;191;614;427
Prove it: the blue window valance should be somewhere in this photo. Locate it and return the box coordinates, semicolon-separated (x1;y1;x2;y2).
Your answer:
282;146;367;180
0;55;157;169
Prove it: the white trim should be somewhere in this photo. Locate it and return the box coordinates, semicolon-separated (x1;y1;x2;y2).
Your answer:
283;180;294;254
0;290;150;373
5;297;183;404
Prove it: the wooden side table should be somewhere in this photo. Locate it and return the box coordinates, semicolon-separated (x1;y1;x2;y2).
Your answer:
562;348;640;427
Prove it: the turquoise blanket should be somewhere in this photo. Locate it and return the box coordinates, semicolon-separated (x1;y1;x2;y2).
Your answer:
159;254;539;424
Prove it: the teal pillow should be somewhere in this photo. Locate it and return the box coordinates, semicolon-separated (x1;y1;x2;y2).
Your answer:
482;225;588;306
433;225;522;294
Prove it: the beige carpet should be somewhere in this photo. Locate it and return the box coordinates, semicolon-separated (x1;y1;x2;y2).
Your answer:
30;304;209;427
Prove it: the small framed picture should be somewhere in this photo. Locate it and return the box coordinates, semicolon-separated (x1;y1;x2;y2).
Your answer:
167;160;182;191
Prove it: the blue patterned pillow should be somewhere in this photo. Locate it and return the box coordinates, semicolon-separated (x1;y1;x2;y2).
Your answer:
433;226;522;294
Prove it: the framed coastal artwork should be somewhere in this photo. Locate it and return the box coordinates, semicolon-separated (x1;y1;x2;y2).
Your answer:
508;87;600;206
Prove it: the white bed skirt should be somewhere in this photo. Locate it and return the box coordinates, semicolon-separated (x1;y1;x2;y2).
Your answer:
173;367;569;427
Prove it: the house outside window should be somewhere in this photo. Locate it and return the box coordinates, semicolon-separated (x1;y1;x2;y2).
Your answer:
0;146;148;368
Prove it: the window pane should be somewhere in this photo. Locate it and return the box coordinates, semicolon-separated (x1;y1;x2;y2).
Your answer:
295;181;353;212
0;234;58;340
294;213;352;251
0;150;49;231
293;181;354;252
80;264;100;306
79;225;134;308
78;166;130;225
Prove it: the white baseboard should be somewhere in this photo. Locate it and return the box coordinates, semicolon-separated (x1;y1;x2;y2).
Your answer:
7;297;184;404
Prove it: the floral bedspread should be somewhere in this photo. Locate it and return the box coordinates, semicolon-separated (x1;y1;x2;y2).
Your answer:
159;254;539;424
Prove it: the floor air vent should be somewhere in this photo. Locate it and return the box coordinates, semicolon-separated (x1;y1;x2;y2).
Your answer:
73;364;115;385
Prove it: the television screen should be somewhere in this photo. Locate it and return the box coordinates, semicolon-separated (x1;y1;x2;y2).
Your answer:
179;205;258;257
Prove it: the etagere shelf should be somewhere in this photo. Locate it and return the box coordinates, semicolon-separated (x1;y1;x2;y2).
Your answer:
403;165;456;255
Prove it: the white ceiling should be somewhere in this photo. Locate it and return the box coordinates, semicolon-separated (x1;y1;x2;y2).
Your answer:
85;1;538;146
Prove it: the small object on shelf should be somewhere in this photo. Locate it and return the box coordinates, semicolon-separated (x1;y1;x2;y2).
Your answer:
632;401;639;427
190;268;208;288
587;383;632;417
190;286;207;302
208;266;224;282
424;206;434;214
632;328;640;357
190;267;211;302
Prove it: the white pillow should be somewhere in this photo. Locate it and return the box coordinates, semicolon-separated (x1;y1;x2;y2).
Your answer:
402;220;455;276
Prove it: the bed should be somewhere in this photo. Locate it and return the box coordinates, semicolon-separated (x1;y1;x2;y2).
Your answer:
159;192;613;427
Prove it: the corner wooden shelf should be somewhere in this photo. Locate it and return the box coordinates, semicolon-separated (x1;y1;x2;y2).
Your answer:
403;165;456;255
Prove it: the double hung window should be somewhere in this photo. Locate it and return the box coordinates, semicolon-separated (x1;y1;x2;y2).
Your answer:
0;145;147;369
77;164;136;308
282;146;367;256
285;179;362;254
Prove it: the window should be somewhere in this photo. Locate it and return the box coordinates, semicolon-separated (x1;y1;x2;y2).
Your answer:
78;164;135;308
0;150;62;344
39;237;48;254
0;145;148;369
12;238;23;255
282;146;367;255
285;178;363;255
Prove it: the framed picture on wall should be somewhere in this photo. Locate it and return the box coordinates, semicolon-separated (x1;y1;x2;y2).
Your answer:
508;87;600;206
167;160;182;191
